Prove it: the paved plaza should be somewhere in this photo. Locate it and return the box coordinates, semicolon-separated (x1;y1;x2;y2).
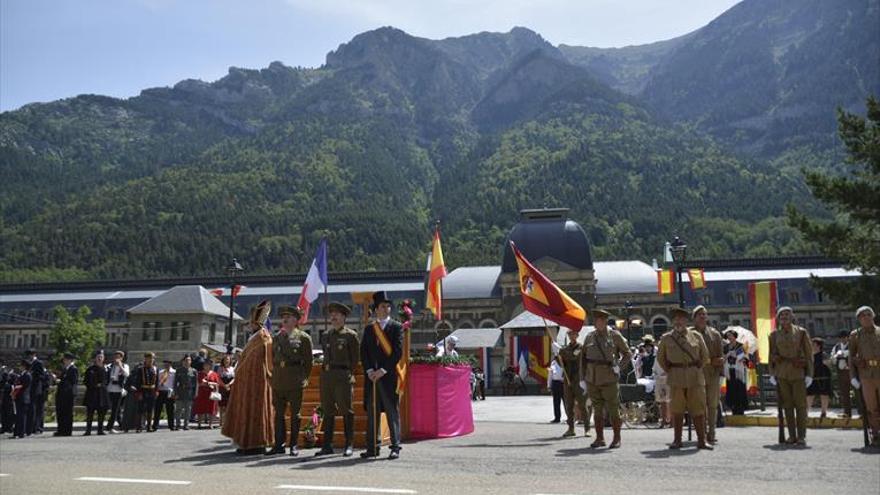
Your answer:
1;397;877;495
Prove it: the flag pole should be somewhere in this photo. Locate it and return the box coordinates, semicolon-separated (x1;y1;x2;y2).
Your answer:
323;237;329;343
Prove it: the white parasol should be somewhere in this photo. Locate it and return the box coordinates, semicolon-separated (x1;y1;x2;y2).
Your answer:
724;325;757;355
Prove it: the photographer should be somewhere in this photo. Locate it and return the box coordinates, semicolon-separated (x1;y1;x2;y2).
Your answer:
105;350;129;433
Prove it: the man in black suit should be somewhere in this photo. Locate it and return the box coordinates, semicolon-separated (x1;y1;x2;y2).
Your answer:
25;349;46;434
360;291;404;460
13;359;32;438
54;352;79;436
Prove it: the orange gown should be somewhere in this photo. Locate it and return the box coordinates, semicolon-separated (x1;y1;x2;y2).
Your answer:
221;327;274;449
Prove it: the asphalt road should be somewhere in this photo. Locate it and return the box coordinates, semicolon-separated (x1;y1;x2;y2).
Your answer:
1;401;878;495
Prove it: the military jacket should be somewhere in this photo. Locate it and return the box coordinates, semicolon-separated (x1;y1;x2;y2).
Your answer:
849;325;880;380
769;325;813;380
579;329;630;386
658;327;710;388
322;327;360;371
692;325;724;382
272;327;313;389
557;342;581;384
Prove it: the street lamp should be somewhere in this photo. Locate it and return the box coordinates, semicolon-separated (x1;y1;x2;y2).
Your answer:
625;300;634;345
669;236;687;309
225;258;244;345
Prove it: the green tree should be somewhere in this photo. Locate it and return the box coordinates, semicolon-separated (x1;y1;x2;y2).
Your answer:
788;96;880;310
48;306;106;372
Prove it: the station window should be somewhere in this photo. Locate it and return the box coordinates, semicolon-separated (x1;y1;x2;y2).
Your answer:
181;322;191;342
170;321;179;341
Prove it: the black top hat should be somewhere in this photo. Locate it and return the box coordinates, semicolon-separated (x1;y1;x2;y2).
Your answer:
372;291;393;308
327;301;352;316
62;352;76;360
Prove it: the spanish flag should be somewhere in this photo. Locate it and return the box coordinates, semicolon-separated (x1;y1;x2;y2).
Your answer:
425;227;447;320
657;269;675;295
749;281;777;365
688;268;706;289
510;241;586;331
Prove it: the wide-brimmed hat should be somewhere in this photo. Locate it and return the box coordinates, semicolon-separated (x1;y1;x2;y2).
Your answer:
669;307;690;319
278;305;303;319
372;291;393;308
592;308;614;320
326;301;352;316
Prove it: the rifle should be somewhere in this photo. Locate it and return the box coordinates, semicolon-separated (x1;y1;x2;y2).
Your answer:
776;379;785;444
852;364;870;448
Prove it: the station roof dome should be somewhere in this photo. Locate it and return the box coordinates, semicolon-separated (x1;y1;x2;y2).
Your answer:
501;208;593;273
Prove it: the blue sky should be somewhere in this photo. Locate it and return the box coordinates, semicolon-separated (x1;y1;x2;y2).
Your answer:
1;0;741;111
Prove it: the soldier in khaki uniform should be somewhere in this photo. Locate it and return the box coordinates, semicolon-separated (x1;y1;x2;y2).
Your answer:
558;327;591;438
579;309;631;449
690;305;724;444
658;307;712;450
315;302;360;457
849;306;880;447
769;306;813;446
267;305;313;456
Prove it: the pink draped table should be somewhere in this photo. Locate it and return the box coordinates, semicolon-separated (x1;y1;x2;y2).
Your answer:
407;363;474;439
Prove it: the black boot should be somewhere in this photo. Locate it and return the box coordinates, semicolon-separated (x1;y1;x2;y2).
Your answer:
343;414;354;456
289;417;300;457
315;418;335;456
97;412;106;435
84;409;93;436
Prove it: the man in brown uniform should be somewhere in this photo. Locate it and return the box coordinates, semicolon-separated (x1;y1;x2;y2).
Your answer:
267;305;313;456
849;306;880;446
579;309;631;449
558;327;590;437
690;305;724;444
769;306;813;446
658;307;712;450
315;302;360;457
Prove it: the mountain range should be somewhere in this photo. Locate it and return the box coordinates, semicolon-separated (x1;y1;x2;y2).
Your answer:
1;0;877;282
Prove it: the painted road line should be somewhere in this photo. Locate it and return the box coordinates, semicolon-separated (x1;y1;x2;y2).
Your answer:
76;477;191;485
0;474;10;477
275;485;417;494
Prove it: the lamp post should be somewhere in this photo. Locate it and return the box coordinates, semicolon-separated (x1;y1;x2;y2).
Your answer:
669;236;687;309
625;300;633;345
225;258;244;345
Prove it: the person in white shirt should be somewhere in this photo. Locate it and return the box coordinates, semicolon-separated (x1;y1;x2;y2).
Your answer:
153;359;176;431
105;350;129;433
435;336;460;357
831;330;852;418
547;356;565;423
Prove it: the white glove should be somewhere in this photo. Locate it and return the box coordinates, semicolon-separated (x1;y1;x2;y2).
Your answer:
579;380;587;393
804;376;813;388
769;376;777;387
851;377;861;390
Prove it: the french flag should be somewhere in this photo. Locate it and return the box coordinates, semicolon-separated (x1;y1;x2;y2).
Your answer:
297;238;328;324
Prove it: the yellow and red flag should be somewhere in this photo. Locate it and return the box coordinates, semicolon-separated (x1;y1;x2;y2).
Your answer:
657;269;675;295
510;241;586;331
688;268;706;289
749;281;778;365
425;228;447;320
